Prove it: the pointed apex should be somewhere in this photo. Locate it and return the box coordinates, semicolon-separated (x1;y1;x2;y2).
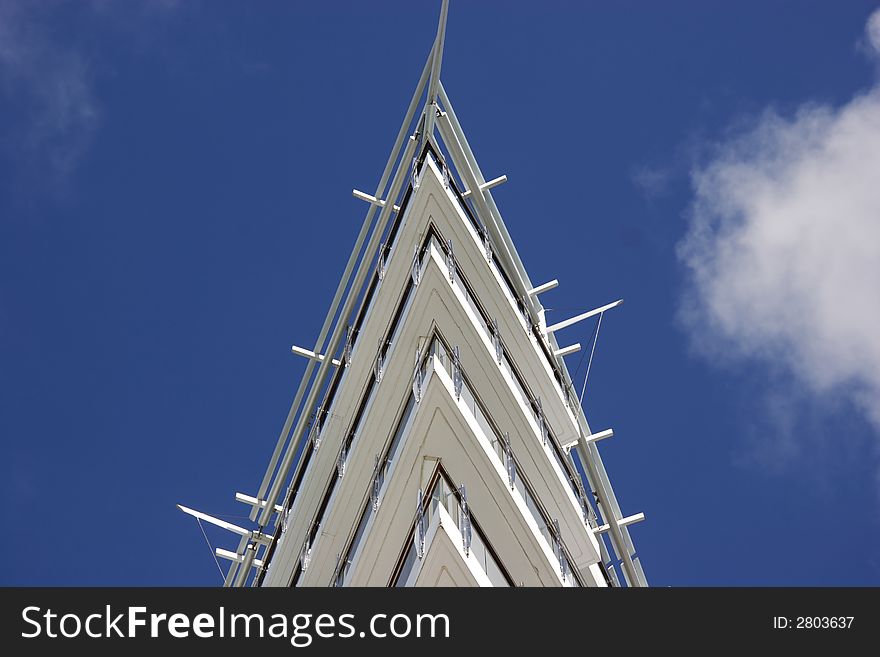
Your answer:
427;0;450;104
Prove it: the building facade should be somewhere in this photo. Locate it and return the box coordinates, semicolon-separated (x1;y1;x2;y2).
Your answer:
183;2;647;588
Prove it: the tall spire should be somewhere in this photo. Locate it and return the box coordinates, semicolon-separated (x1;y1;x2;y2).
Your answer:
423;0;450;138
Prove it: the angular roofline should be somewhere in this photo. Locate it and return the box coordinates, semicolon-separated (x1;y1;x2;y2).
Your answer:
218;2;646;588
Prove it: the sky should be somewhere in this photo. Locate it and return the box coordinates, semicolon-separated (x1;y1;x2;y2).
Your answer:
2;1;879;586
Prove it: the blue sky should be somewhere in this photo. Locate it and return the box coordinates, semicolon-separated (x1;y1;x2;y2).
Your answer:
2;1;879;586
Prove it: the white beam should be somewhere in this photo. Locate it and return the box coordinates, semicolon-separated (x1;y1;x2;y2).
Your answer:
593;513;646;535
561;428;612;450
177;504;250;538
461;175;508;198
584;428;614;445
235;493;283;514
545;299;623;334
553;343;581;358
291;345;341;367
618;512;646;528
216;548;265;569
352;189;400;212
528;279;559;296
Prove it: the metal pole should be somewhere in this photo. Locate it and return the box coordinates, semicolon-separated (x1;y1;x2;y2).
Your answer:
423;0;450;138
250;46;436;523
258;133;421;529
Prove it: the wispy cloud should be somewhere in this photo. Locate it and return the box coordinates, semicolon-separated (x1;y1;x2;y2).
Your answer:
631;163;673;200
0;0;182;195
678;10;880;449
0;1;99;186
867;8;880;53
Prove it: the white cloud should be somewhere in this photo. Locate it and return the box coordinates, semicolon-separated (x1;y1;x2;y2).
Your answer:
632;164;673;199
0;1;99;184
0;1;182;189
868;8;880;54
678;8;880;433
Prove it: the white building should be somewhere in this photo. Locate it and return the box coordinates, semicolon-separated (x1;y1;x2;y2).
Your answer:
182;2;647;588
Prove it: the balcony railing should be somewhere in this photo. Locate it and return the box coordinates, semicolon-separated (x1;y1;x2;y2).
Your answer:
426;335;583;586
280;232;605;587
394;470;511;587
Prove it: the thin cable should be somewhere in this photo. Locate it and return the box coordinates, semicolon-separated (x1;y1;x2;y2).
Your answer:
569;316;601;383
579;312;604;405
197;517;226;582
564;314;601;403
